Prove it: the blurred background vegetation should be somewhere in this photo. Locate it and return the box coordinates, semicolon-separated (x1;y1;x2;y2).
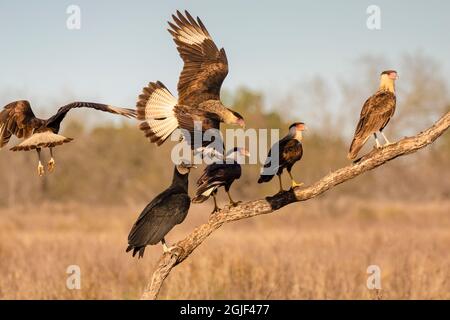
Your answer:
0;53;449;207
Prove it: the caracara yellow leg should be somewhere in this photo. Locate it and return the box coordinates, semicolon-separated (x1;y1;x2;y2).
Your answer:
278;175;284;193
226;190;241;207
380;132;392;146
48;148;56;173
37;149;45;177
374;133;382;149
288;171;304;188
161;238;175;253
211;194;221;214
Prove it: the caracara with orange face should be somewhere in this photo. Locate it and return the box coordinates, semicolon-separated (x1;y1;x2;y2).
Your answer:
137;11;245;149
258;123;306;193
348;70;398;160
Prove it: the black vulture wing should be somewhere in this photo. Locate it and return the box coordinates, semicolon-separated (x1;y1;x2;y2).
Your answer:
0;100;44;149
168;10;228;107
127;188;190;258
348;91;396;160
46;102;136;132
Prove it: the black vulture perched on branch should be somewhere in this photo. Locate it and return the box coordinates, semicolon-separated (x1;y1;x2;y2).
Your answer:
0;100;136;176
348;70;398;160
127;163;195;258
258;122;306;193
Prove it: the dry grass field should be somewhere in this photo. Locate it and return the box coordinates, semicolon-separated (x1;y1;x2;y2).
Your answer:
0;198;448;300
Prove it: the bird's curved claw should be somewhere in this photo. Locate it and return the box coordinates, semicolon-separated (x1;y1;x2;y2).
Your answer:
47;158;56;173
37;162;45;177
211;206;221;215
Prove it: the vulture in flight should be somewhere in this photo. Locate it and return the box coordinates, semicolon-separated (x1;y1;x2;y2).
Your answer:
127;163;195;258
0;100;136;176
137;10;245;150
192;147;249;214
348;70;398;160
258;123;306;193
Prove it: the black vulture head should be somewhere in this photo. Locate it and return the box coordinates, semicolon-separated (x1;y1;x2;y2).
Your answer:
176;162;197;175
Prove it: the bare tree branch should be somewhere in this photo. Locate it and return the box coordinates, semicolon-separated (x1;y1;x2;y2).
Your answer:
141;112;450;300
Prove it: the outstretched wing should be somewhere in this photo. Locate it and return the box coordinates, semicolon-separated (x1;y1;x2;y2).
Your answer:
46;102;136;131
168;10;228;106
0;100;43;148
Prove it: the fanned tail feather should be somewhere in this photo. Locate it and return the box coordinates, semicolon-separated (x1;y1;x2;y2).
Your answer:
137;81;179;146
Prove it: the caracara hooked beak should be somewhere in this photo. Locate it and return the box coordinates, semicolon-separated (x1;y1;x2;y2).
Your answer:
226;108;245;128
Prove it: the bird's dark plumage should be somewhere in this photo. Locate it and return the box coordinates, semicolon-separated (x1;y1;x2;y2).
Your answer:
258;126;304;184
192;162;242;203
127;166;191;258
0;100;136;150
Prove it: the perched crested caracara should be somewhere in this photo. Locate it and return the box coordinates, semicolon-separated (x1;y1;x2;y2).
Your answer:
258;123;306;193
348;70;398;160
0;100;136;176
137;10;244;149
192;147;249;214
126;163;195;258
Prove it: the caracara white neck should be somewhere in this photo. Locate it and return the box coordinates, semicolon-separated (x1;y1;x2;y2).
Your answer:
379;74;396;93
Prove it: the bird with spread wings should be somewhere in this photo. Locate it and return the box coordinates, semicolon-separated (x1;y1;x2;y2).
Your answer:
136;10;245;151
0;100;136;176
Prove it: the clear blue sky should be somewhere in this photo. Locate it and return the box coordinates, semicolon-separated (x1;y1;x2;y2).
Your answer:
0;0;449;116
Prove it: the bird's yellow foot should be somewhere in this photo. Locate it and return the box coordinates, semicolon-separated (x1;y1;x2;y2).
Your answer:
37;162;45;177
47;158;56;173
291;181;304;189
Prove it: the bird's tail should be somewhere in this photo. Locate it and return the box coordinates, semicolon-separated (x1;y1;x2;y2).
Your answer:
126;245;146;259
192;194;209;203
192;184;219;203
10;131;73;151
258;174;274;184
137;81;179;146
348;136;368;160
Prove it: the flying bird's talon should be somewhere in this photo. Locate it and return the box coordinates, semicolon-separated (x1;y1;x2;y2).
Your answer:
47;158;56;173
37;162;45;177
